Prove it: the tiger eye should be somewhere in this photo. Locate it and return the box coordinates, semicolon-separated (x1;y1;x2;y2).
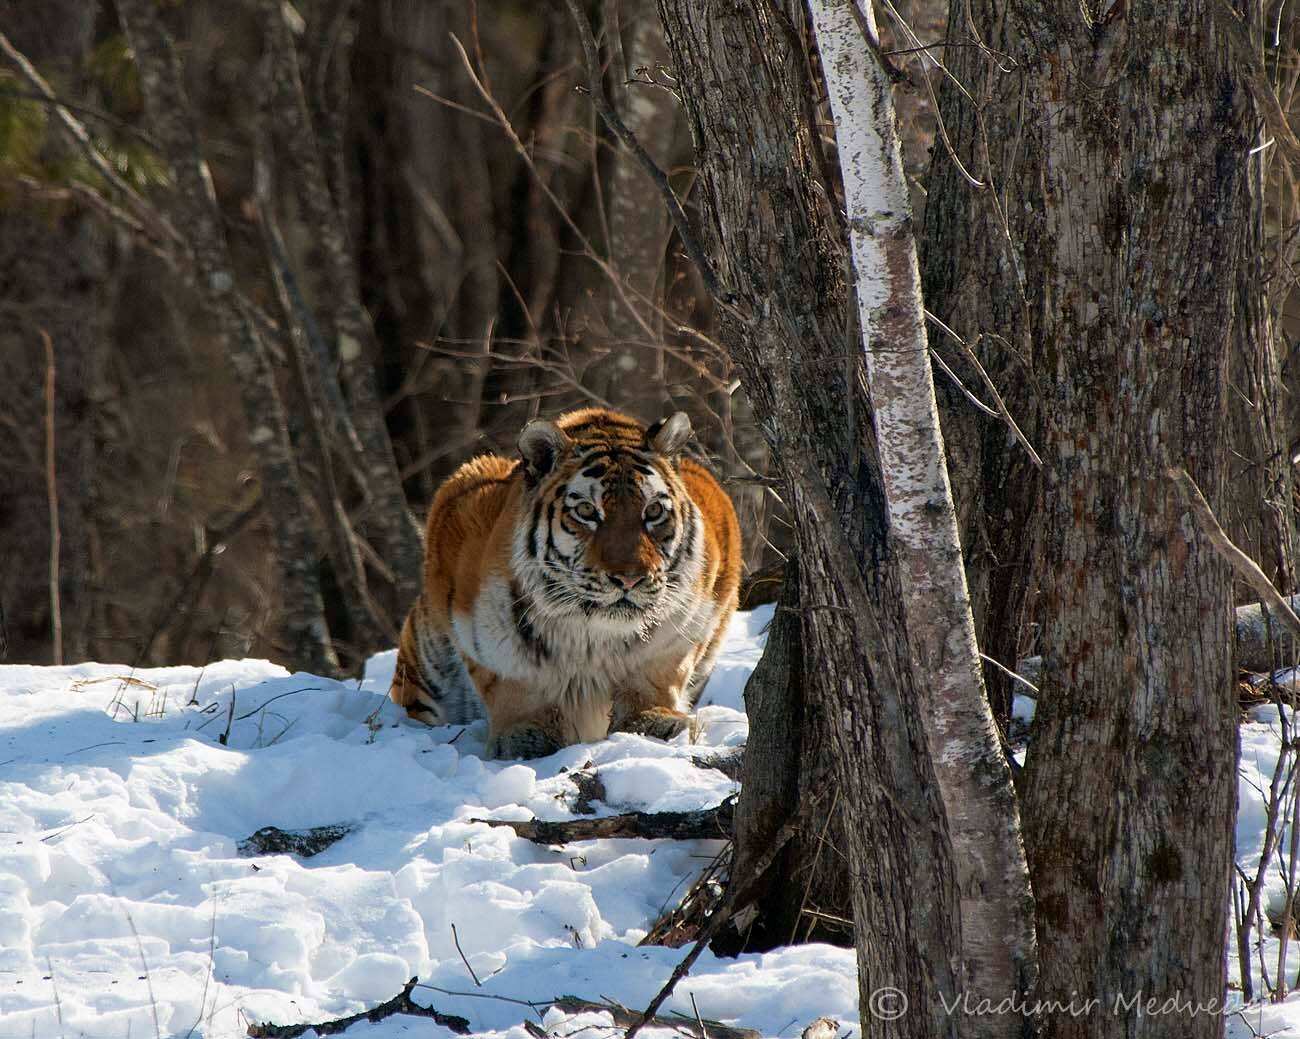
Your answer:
575;501;598;521
645;501;666;522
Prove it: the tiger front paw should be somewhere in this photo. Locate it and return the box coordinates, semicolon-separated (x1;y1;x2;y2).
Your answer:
487;724;561;761
610;706;689;742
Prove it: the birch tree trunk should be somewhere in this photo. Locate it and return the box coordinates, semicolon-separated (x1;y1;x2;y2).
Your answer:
1016;4;1245;1035
656;4;963;1034
808;1;1035;1030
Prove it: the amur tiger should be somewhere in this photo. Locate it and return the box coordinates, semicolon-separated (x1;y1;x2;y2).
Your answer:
389;408;742;759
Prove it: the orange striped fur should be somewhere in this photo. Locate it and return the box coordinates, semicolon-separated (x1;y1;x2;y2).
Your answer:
389;408;741;759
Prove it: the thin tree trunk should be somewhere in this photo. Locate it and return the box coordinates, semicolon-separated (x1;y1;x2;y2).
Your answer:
1017;4;1245;1036
256;0;425;615
590;0;677;407
919;0;1047;730
656;4;963;1034
115;0;339;676
1225;122;1297;608
808;1;1035;1027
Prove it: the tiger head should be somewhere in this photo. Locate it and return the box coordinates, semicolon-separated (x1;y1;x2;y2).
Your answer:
512;409;702;630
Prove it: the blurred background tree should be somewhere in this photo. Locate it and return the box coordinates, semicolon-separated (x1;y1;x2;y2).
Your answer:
0;0;825;672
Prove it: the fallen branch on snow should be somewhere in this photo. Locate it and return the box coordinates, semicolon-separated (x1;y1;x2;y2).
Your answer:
245;977;469;1037
472;799;735;844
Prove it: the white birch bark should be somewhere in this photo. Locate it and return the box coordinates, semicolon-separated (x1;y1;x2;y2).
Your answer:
806;0;1036;1030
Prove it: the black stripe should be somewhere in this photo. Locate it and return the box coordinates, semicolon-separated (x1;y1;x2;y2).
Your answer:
510;579;551;663
669;509;698;572
530;498;544;559
564;418;643;438
544;501;560;560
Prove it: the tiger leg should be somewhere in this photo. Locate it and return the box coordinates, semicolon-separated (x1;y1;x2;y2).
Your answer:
389;598;484;726
609;659;691;742
473;670;567;760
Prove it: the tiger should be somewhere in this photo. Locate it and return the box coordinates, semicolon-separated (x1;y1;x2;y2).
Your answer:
388;407;742;760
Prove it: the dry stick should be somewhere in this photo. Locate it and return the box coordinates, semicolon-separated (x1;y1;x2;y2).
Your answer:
1169;467;1300;639
247;978;470;1038
451;923;483;987
552;997;759;1039
1212;0;1300;168
41;330;62;665
473;801;736;844
560;0;730;305
929;347;999;419
123;909;163;1039
625;807;813;1039
46;957;65;1039
978;651;1040;695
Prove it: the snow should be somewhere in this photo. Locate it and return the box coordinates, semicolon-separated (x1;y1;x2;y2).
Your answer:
1;604;862;1039
6;604;1300;1037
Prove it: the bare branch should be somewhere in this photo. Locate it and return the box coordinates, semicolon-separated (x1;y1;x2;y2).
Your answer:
1169;467;1300;640
561;0;731;305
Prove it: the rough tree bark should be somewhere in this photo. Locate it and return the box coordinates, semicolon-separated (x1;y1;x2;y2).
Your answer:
920;0;1048;730
725;557;852;952
656;3;963;1035
115;0;339;675
1016;4;1246;1036
1225;126;1297;606
809;0;1035;1029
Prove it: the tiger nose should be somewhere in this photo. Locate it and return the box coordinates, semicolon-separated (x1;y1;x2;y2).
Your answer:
610;572;645;591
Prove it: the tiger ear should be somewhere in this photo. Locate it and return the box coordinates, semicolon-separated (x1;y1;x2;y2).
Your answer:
518;420;569;485
645;411;692;457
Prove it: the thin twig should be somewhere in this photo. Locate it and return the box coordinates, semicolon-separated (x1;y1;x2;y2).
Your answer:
625;800;819;1039
41;330;62;665
124;908;163;1039
219;687;237;746
0;30;183;249
979;651;1040;695
561;0;732;306
925;310;1042;468
451;923;483;987
46;957;65;1039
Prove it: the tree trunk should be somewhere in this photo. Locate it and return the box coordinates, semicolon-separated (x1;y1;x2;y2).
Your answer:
656;4;964;1034
588;0;678;409
809;0;1036;1028
919;0;1048;730
723;557;852;953
115;0;339;676
1224;125;1297;609
1017;4;1245;1036
257;0;426;625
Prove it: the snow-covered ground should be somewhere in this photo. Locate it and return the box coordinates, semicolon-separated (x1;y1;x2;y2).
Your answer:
0;606;856;1039
2;606;1296;1038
